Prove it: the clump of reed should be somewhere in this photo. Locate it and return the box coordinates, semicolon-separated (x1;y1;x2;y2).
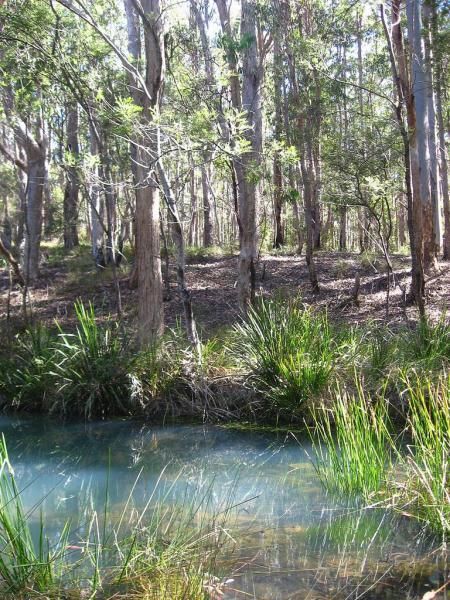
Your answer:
1;324;56;411
0;434;69;594
233;298;338;418
359;316;450;393
398;371;450;536
308;379;394;499
308;365;450;537
51;300;137;418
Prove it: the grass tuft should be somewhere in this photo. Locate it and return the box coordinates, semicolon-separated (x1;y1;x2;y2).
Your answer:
399;371;450;536
308;379;394;498
0;434;69;594
234;298;336;418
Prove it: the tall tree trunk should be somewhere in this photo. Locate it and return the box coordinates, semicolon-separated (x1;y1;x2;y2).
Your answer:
285;28;319;291
357;10;368;253
63;103;80;250
431;0;450;258
190;2;216;248
423;0;442;254
273;32;284;248
381;0;425;313
300;149;319;292
124;0;165;345
238;0;262;310
406;0;435;273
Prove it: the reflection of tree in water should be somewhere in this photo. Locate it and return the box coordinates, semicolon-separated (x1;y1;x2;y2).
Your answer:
1;417;447;599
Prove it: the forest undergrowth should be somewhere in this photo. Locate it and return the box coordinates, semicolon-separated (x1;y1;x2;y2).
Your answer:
1;291;450;538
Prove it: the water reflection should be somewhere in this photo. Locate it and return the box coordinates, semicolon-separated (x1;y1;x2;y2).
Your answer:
0;416;447;599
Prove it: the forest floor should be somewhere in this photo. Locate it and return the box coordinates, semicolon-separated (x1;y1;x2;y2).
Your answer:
1;244;450;335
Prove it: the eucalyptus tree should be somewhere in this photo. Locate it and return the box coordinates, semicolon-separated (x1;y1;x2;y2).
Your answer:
121;0;165;344
189;0;216;248
0;3;51;282
406;0;437;272
284;0;325;292
63;103;80;250
430;0;450;259
215;0;265;309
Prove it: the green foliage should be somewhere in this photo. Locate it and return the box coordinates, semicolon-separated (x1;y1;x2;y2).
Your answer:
0;302;138;419
0;438;234;598
282;188;301;205
50;300;136;418
0;435;69;593
2;325;56;411
234;298;336;417
308;380;394;498
399;316;450;370
354;317;450;396
400;372;450;536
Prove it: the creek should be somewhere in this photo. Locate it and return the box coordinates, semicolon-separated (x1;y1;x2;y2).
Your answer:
2;416;447;599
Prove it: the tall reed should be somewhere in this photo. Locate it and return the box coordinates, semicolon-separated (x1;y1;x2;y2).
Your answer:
0;434;69;594
401;372;450;536
309;380;394;498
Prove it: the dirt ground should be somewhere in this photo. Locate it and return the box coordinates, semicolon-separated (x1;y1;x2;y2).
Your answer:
1;249;450;336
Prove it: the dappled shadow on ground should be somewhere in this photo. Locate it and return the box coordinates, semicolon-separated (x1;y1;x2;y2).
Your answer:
1;249;450;336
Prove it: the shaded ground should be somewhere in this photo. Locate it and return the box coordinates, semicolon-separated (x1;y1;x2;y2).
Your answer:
2;246;450;336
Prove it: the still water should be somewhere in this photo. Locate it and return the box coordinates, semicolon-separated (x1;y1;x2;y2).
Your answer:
1;416;448;599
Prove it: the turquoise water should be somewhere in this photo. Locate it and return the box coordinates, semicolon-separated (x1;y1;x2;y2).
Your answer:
1;416;448;599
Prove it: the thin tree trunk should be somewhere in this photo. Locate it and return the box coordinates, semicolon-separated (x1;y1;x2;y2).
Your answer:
301;152;319;292
188;162;198;247
381;0;425;313
201;161;214;247
88;123;104;265
63;103;80;250
157;157;200;349
431;0;450;258
339;206;347;251
238;0;262;310
423;0;442;254
273;33;284;248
